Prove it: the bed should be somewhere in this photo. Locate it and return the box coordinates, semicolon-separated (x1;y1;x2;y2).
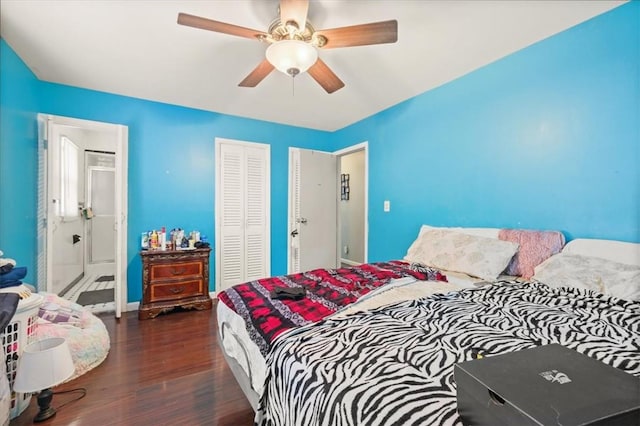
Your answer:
217;226;640;424
217;260;455;409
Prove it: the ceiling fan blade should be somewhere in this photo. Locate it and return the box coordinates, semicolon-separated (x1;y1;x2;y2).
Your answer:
238;59;275;87
279;0;309;31
307;59;345;94
178;13;267;41
316;20;398;49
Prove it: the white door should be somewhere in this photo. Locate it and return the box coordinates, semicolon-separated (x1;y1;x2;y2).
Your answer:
288;148;337;273
39;114;128;318
216;138;270;292
49;133;84;294
113;125;128;319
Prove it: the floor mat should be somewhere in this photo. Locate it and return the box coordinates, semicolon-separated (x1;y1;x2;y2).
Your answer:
76;289;114;306
95;275;115;282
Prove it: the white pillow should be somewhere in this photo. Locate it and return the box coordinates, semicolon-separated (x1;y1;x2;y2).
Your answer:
562;239;640;266
533;253;640;301
404;228;519;281
405;225;500;261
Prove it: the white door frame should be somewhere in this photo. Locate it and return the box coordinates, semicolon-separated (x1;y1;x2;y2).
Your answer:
38;114;128;317
286;147;299;274
333;142;368;266
286;142;368;273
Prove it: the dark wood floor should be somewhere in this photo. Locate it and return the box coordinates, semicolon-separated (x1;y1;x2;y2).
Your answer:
10;302;255;425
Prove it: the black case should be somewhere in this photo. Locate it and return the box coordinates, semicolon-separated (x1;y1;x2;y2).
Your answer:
455;344;640;426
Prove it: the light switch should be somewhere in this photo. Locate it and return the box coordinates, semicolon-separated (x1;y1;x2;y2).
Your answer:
383;200;390;212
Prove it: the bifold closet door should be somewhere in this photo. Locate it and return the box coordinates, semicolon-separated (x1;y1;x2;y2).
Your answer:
217;140;270;292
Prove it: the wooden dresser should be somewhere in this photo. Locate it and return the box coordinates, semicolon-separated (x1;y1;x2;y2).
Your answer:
139;248;212;320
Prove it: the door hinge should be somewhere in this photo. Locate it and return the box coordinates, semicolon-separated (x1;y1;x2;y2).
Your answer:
43;139;48;150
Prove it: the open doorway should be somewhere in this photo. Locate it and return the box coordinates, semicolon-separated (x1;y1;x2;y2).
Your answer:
334;142;367;267
337;149;366;266
37;114;128;317
287;142;367;273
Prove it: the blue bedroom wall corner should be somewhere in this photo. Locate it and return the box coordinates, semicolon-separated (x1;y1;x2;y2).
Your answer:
0;38;41;284
331;2;640;261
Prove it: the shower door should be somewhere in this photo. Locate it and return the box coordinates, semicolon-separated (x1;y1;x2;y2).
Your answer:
86;152;116;264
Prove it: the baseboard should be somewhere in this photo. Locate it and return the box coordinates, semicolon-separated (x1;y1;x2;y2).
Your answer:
124;291;218;313
125;301;139;312
340;258;360;266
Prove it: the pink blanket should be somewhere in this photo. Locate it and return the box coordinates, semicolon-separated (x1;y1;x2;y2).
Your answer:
498;229;565;279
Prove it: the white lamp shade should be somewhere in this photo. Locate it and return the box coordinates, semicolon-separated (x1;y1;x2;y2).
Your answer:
266;40;318;74
13;337;75;393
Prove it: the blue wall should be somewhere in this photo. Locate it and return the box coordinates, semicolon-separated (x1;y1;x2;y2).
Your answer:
0;40;41;284
37;83;331;302
333;2;640;262
1;38;331;302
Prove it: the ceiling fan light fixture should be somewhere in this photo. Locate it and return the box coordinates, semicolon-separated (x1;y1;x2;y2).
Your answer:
266;40;318;77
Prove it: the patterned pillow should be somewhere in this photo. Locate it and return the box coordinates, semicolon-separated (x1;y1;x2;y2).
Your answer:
405;229;519;281
533;253;640;301
498;229;565;279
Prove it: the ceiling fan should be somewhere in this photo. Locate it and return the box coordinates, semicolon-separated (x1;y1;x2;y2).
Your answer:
177;0;398;94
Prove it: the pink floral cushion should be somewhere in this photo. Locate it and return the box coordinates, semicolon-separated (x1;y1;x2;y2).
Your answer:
498;229;565;279
35;293;110;381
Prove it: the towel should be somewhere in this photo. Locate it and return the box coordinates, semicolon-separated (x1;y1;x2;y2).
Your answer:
498;229;565;279
0;280;22;289
0;258;16;268
0;293;19;330
0;266;27;282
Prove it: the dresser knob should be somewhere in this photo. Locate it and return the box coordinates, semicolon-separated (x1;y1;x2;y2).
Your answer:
170;267;186;275
169;287;184;294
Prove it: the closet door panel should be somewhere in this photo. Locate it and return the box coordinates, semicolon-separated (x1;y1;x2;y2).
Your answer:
216;139;270;291
245;147;268;281
219;144;245;289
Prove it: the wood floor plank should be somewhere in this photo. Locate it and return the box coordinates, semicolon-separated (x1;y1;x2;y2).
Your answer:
10;303;254;425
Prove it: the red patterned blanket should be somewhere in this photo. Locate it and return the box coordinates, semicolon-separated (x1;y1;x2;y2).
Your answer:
218;261;446;356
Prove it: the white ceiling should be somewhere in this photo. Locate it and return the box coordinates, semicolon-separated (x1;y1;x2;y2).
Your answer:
0;1;625;131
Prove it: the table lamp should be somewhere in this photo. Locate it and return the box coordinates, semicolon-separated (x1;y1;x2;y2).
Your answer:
13;337;75;422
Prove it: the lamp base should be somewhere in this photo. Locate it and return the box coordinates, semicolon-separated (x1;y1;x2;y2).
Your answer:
33;388;56;423
33;407;56;423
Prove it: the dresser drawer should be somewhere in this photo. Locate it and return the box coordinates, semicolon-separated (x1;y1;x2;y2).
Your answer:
150;279;204;302
150;261;202;280
139;248;212;319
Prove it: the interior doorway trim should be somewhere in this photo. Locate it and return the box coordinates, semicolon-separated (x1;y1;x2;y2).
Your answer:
333;141;368;266
37;114;128;318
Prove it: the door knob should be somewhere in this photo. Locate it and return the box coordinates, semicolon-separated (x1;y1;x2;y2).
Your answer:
296;218;308;224
290;229;299;237
72;234;82;244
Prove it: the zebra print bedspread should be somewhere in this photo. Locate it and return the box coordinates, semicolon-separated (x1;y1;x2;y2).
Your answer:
255;282;640;426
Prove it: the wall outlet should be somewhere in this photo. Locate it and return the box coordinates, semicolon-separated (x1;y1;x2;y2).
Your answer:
383;200;390;212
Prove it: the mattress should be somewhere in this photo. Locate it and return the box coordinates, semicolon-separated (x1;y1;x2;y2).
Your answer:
217;270;487;398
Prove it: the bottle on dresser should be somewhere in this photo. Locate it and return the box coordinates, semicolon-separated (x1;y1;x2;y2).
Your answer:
160;227;166;251
150;230;158;249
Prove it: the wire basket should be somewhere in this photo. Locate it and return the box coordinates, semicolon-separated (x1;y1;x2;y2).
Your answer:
1;292;43;419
